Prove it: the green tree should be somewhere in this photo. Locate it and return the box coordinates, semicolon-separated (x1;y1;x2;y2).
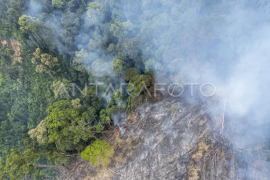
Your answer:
52;0;64;9
0;149;60;180
61;11;80;51
112;58;129;76
110;20;133;42
72;49;92;72
126;75;153;111
0;149;35;180
45;100;105;151
18;15;33;33
81;86;103;111
107;43;116;54
124;67;140;81
101;89;127;123
31;48;59;76
81;140;114;168
28;120;48;144
121;38;141;60
6;8;19;24
50;78;72;99
86;1;105;26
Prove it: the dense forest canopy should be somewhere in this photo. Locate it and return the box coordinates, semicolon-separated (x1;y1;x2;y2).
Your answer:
1;0;270;179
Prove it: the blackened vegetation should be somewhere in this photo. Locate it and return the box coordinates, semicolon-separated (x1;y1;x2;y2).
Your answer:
111;97;270;180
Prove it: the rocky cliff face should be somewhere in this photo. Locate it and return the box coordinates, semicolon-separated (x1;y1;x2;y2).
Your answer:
112;97;270;180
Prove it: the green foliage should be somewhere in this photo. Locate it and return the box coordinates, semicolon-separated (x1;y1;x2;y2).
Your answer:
52;0;64;9
110;20;133;42
81;140;114;168
101;89;127;123
81;86;103;110
124;68;140;81
18;15;33;33
87;1;104;10
50;78;72;99
121;38;141;60
0;72;4;85
107;43;116;53
127;75;152;96
61;12;80;51
2;149;36;180
7;8;19;23
28;120;48;144
31;48;59;73
86;1;105;26
73;49;91;72
45;99;105;151
126;75;153;111
112;58;129;75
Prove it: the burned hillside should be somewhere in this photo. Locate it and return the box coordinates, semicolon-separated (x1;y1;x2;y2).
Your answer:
110;96;270;180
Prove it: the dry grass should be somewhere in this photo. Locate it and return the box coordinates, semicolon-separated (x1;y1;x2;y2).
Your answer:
187;137;210;180
187;164;201;180
1;40;7;45
10;39;22;63
1;39;22;63
84;168;114;180
191;137;211;161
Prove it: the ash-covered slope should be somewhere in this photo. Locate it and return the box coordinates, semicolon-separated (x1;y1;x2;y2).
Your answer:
112;97;270;180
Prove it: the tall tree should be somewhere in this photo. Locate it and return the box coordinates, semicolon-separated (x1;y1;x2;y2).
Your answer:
45;99;105;151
